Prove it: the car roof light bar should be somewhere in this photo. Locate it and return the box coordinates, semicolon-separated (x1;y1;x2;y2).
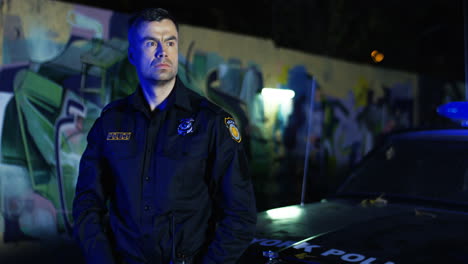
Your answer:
437;101;468;126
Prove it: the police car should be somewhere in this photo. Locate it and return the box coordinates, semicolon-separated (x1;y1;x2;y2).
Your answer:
239;102;468;264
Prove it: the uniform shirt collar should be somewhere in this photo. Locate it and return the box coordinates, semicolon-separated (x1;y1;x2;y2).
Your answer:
131;77;192;115
173;76;192;112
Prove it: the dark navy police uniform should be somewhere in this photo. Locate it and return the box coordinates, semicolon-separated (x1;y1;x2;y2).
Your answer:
72;77;257;264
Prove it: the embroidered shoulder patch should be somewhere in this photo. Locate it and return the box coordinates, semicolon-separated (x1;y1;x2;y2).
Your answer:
224;117;241;143
107;132;131;141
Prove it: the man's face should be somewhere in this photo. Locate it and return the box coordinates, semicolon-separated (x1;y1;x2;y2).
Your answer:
129;19;179;83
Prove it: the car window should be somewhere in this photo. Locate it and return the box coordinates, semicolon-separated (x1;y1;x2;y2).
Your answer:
341;138;468;204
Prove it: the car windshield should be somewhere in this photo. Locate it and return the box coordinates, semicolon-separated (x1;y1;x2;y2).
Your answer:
339;136;468;205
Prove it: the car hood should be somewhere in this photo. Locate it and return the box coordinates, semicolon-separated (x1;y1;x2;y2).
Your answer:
240;199;468;264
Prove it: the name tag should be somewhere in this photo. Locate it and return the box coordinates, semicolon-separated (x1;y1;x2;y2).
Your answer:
107;132;132;141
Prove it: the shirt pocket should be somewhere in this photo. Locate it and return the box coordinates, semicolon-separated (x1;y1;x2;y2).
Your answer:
161;134;210;195
104;138;138;159
162;134;209;160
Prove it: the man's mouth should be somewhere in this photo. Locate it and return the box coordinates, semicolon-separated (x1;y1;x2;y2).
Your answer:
153;63;171;68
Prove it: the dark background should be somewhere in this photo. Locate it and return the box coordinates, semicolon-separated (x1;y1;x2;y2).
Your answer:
1;2;466;263
58;0;466;82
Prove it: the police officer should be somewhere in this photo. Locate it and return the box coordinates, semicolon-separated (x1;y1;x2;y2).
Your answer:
72;8;256;264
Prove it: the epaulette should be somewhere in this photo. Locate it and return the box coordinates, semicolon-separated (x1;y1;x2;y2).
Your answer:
199;98;224;114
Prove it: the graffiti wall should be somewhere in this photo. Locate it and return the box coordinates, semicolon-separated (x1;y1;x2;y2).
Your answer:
0;0;417;244
177;25;417;208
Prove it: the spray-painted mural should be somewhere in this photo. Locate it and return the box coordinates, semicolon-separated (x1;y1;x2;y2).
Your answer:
0;1;135;244
0;0;417;245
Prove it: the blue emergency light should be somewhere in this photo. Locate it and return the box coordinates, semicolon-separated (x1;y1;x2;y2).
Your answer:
437;101;468;127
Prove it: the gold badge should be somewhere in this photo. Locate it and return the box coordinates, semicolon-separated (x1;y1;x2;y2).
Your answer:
224;117;241;143
106;132;131;141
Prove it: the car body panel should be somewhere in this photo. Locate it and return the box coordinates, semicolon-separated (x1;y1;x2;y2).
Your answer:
241;129;468;264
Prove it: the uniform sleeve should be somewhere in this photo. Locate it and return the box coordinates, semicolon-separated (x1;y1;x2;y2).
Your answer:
72;117;116;264
202;114;257;264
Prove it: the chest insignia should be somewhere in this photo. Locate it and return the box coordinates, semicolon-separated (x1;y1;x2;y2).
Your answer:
107;132;132;141
224;117;242;143
178;118;195;136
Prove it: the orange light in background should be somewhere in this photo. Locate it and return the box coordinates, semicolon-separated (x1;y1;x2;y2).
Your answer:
371;50;384;63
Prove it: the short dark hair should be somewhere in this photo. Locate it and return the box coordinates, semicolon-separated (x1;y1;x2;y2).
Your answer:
127;8;178;44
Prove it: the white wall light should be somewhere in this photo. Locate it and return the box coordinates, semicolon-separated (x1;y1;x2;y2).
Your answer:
261;88;295;101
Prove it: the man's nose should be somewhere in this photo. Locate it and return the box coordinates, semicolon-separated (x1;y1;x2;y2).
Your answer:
156;52;166;58
155;44;167;58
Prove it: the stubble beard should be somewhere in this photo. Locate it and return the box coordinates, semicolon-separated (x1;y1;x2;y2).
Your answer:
142;69;177;85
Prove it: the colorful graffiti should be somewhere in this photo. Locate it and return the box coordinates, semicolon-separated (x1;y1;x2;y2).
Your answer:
258;66;414;208
0;0;417;245
0;1;133;243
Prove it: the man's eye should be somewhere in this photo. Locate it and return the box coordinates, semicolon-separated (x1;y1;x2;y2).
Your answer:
145;42;156;47
167;41;175;47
